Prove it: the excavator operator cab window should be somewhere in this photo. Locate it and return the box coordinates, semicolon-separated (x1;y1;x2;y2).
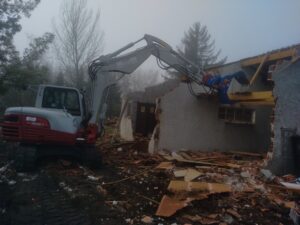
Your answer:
42;87;81;116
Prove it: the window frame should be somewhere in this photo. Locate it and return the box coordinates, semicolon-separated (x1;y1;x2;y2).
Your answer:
41;87;82;116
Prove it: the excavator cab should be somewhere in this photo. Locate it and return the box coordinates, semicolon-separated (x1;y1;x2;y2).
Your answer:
35;85;84;119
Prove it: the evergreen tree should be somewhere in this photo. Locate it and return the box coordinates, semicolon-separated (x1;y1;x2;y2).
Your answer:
179;22;227;69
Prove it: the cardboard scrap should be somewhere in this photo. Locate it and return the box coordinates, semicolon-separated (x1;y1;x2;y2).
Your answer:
155;195;192;217
168;180;232;194
156;161;174;170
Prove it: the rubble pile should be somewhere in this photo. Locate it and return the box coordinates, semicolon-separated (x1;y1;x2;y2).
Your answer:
0;136;299;224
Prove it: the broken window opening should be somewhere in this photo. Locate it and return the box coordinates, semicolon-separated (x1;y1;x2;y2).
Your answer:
218;106;256;125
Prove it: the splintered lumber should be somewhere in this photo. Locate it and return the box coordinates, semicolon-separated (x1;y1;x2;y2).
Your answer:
249;54;269;85
155;195;192;217
241;48;296;66
229;151;264;158
170;152;240;169
168;180;232;194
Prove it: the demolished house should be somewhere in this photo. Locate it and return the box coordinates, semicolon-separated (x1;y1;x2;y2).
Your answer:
119;78;180;140
120;44;300;175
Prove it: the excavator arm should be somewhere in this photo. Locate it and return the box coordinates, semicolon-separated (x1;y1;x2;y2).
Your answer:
87;34;204;135
86;34;254;137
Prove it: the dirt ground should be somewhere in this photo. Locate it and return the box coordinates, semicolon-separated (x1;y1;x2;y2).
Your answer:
0;129;297;225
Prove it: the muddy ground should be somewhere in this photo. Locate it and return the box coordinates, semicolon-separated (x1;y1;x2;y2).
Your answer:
0;137;295;225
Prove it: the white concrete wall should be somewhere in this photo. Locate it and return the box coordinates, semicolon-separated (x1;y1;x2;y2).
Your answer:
157;83;271;152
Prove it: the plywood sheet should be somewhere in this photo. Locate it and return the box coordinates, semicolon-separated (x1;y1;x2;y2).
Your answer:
155;195;192;217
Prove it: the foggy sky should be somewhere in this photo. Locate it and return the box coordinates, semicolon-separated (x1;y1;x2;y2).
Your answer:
14;0;300;66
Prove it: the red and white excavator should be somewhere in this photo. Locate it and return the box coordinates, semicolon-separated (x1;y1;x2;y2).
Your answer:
0;34;245;171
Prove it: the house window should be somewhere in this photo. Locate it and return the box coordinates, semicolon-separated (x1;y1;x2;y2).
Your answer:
218;107;255;124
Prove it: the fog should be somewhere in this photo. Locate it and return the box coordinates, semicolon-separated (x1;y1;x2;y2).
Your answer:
14;0;300;66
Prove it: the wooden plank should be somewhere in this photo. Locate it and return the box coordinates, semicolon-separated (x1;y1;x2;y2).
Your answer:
249;54;269;85
229;151;264;157
237;100;275;107
171;152;240;169
242;48;296;66
228;91;273;101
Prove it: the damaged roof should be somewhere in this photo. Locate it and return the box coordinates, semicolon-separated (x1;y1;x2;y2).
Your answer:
207;42;300;70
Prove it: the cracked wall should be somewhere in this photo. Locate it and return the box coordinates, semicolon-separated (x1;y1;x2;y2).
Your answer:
268;60;300;175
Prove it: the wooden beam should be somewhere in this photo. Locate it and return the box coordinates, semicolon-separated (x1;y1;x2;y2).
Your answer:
242;48;296;67
237;100;275;107
228;91;273;101
249;54;268;85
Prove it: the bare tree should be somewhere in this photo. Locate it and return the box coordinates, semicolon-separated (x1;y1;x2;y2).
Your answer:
53;0;104;88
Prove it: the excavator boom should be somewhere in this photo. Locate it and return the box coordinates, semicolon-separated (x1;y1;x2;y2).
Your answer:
87;34;204;133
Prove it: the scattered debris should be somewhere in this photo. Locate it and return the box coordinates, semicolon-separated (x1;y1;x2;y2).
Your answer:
8;180;16;185
261;169;275;181
0;162;11;173
0;127;295;224
87;175;100;181
141;215;153;224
